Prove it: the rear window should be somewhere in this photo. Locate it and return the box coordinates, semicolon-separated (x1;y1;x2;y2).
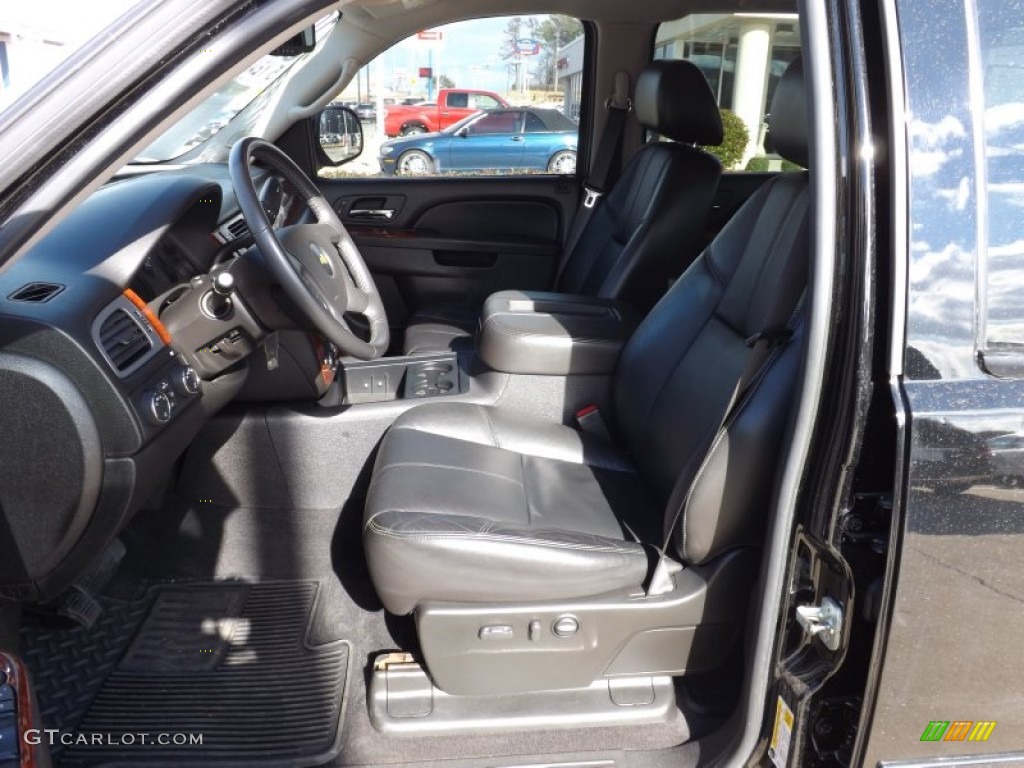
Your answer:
654;13;802;171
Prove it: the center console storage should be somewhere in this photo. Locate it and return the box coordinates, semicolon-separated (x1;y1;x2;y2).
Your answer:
341;353;468;404
478;291;639;375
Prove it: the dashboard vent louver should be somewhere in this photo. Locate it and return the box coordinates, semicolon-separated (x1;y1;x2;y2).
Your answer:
8;282;65;303
226;217;249;240
98;308;153;372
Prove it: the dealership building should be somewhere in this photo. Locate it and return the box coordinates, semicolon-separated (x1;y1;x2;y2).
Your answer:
557;13;801;165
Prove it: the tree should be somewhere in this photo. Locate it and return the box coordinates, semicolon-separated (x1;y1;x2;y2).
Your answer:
439;74;456;89
534;15;583;89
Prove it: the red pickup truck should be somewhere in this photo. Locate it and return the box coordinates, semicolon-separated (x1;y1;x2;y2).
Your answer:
383;89;510;137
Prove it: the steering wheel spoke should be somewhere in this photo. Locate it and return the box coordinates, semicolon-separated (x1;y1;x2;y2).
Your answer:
229;139;390;360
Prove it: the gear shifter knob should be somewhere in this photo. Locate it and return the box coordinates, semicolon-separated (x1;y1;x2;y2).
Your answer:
212;271;235;296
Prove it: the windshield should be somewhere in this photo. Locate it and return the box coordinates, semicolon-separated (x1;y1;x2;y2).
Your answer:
135;13;338;162
135;57;300;162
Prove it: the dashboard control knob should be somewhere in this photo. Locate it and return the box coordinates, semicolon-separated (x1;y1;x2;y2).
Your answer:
145;390;172;425
212;271;235;296
174;366;201;395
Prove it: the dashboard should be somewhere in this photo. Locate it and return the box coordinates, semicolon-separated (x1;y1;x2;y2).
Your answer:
0;163;278;603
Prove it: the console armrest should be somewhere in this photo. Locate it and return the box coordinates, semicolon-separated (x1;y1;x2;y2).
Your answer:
478;291;639;375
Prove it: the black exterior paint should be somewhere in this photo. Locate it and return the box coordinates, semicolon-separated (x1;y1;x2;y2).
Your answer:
864;0;1024;762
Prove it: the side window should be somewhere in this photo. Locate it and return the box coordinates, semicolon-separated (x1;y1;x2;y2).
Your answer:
446;92;469;108
317;15;583;179
524;112;547;132
471;93;502;109
977;2;1024;357
653;13;802;171
467;111;521;135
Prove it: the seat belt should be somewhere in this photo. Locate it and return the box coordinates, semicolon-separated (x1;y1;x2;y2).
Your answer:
647;238;810;596
558;71;632;278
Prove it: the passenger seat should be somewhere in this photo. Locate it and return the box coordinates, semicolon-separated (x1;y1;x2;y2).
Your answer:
362;59;810;696
402;59;724;355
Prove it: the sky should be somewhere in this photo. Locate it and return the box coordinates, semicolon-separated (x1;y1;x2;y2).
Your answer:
350;16;556;100
0;5;562;108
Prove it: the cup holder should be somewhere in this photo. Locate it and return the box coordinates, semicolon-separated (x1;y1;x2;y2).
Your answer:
406;360;459;398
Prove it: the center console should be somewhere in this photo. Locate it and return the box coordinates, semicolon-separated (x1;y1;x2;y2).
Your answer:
478;291;640;376
340;352;469;404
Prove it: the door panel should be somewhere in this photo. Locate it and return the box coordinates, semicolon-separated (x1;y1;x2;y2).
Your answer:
318;176;576;328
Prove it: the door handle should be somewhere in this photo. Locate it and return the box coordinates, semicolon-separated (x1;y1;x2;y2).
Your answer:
511;136;523;142
350;209;395;220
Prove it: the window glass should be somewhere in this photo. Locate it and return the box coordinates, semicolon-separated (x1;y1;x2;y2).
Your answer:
525;112;547;132
653;13;802;171
317;15;583;179
446;92;469;108
468;111;521;134
977;2;1024;351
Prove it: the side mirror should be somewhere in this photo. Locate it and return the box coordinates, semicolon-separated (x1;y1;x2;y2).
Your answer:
456;127;470;138
317;106;364;165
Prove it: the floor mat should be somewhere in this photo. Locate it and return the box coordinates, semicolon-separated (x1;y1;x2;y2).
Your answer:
26;581;349;768
20;594;151;752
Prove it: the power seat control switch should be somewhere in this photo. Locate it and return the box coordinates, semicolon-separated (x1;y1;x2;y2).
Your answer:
795;596;843;651
552;615;579;638
478;625;514;640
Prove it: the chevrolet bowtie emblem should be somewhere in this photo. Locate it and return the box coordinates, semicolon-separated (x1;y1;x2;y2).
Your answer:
310;243;334;275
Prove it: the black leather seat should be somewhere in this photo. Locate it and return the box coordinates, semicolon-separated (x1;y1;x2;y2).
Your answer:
366;60;810;621
402;60;724;355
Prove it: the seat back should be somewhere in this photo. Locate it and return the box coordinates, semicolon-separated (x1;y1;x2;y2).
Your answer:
612;59;810;565
556;61;723;314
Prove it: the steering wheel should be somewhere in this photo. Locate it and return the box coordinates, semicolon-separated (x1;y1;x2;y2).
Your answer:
229;137;389;360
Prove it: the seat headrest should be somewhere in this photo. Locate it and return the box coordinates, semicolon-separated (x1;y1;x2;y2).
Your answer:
634;60;723;145
768;58;808;168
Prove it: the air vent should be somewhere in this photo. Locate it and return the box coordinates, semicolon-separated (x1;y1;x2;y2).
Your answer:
98;308;153;373
7;282;64;303
226;216;249;240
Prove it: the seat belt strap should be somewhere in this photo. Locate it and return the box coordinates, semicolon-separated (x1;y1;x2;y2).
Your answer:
648;215;810;591
645;302;804;595
558;72;632;280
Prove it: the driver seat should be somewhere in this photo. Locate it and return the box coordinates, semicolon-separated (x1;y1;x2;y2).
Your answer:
364;60;810;696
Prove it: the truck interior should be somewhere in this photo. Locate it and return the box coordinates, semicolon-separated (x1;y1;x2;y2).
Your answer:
0;0;887;766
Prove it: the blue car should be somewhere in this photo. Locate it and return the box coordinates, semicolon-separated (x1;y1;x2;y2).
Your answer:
378;108;578;176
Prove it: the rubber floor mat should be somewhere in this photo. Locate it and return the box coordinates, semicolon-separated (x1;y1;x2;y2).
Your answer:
20;594;151;754
52;581;348;768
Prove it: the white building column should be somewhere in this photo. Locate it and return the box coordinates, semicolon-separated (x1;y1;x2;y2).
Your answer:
731;21;771;168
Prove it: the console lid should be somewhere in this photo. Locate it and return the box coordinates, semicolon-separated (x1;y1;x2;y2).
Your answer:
478;291;639;375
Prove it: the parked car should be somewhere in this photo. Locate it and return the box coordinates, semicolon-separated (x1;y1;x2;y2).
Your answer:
354;102;376;121
382;88;510;136
0;2;1023;768
379;107;577;175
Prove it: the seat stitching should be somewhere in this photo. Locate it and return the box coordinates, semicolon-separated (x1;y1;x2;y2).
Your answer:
740;184;806;332
521;453;531;525
479;406;501;448
365;519;642;554
371;461;523;487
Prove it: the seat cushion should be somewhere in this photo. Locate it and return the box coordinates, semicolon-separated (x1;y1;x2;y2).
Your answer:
402;304;478;355
364;403;655;615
